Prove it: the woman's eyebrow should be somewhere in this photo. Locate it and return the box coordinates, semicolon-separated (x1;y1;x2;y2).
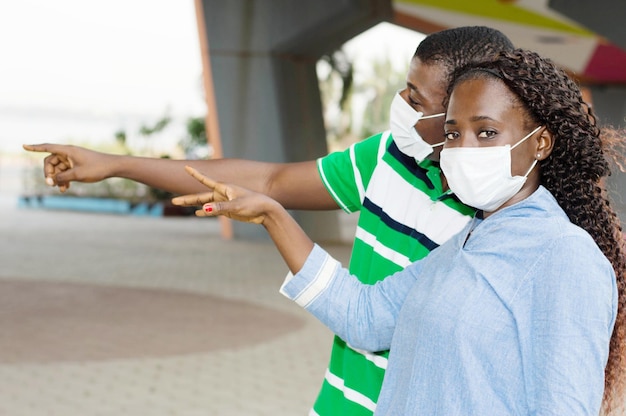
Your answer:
445;116;498;126
470;115;497;122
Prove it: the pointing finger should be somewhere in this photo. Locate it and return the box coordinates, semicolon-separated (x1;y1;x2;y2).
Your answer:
23;143;65;154
184;166;219;189
171;191;214;206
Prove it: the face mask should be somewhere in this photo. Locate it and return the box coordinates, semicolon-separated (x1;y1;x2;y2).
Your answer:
440;126;543;212
389;92;445;162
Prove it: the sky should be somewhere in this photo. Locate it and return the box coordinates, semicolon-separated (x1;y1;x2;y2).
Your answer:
0;1;424;155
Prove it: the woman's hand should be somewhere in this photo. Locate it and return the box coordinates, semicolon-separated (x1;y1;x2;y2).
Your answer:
173;166;314;273
171;166;282;225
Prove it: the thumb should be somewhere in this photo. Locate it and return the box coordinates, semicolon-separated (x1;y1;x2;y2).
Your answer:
53;167;79;185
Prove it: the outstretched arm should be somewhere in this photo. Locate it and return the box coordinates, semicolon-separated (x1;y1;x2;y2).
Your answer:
23;143;338;210
180;167;419;351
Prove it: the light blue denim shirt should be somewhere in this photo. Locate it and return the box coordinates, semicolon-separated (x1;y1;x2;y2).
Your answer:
280;186;617;415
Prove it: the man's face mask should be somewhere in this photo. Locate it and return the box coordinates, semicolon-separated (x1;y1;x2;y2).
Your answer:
389;92;445;162
440;125;543;212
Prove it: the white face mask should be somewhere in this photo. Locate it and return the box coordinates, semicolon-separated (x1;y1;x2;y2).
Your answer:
389;92;445;162
440;126;543;212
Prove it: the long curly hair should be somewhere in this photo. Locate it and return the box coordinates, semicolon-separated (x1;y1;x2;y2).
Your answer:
447;49;626;415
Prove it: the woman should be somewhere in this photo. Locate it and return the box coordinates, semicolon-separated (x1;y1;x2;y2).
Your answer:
175;49;626;415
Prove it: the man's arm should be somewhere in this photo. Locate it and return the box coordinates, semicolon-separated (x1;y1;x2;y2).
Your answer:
23;143;338;210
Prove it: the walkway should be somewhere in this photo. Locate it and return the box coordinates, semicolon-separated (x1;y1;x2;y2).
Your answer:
0;159;354;416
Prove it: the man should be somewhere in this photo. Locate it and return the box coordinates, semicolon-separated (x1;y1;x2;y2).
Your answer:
25;26;514;415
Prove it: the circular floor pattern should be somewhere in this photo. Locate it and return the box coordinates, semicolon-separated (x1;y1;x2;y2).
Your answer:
0;279;305;363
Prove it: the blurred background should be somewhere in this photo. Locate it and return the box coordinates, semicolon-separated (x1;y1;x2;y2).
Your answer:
0;1;425;231
3;0;625;238
0;1;423;157
1;1;625;415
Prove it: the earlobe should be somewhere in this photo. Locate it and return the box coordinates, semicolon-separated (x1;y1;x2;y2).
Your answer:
536;128;554;160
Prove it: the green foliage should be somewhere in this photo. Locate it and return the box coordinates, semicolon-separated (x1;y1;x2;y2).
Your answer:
179;116;207;154
318;48;406;151
114;129;127;146
358;57;406;138
319;49;354;111
139;115;172;136
318;48;356;149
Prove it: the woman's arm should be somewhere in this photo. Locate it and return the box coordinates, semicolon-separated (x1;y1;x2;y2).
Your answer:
180;166;420;351
527;235;616;415
280;245;420;352
178;166;314;273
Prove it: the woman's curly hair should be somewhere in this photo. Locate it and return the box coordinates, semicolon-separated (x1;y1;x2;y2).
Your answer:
447;48;626;415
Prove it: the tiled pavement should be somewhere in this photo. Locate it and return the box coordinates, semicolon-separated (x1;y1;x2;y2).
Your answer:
0;159;355;416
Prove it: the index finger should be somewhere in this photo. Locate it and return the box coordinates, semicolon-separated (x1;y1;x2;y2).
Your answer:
23;143;64;154
171;191;214;206
184;166;220;189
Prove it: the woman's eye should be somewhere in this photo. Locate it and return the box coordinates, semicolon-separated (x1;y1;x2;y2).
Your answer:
477;130;497;138
444;132;458;140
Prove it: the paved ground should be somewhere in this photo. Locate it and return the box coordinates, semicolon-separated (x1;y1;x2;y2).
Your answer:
0;157;354;416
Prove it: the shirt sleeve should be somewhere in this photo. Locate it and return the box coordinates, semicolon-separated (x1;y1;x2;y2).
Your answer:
317;132;389;213
523;234;617;415
280;243;422;352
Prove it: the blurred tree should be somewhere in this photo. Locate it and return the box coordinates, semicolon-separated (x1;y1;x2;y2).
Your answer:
358;56;406;139
133;112;173;158
318;49;406;152
113;129;132;155
139;114;171;136
318;48;356;150
179;116;212;159
114;129;127;146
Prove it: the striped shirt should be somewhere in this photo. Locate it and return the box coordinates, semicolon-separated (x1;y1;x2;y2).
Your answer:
312;131;475;415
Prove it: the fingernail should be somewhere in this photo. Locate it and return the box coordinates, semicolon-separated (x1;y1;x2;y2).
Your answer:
45;177;54;186
204;205;213;213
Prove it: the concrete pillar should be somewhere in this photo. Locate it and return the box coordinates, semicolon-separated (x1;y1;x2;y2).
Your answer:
548;0;626;50
199;0;391;240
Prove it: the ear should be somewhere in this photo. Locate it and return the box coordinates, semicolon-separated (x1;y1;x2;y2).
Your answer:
535;127;554;161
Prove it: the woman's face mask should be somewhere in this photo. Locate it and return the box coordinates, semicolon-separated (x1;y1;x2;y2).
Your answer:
440;125;543;212
389;92;445;162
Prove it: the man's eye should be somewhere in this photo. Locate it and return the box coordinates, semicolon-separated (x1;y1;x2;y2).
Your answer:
408;97;421;107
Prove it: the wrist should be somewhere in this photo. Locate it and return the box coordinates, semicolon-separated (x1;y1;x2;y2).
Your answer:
262;199;288;229
111;154;135;179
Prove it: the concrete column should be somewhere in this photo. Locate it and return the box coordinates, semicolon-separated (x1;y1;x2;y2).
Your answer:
548;0;626;50
198;0;391;240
